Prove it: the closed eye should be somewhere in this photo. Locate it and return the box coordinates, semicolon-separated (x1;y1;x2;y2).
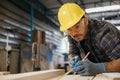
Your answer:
74;22;80;29
75;24;79;29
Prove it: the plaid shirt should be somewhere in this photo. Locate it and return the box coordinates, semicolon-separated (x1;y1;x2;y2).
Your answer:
68;19;120;63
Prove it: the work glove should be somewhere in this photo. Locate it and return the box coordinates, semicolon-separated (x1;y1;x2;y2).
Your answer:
73;59;106;76
69;56;80;68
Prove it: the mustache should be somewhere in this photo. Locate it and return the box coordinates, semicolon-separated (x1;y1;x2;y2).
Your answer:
73;34;82;38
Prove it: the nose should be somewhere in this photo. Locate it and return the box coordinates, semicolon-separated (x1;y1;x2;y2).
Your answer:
69;29;78;38
73;34;80;39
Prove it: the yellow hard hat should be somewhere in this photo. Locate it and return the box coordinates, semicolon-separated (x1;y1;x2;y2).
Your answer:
58;3;85;31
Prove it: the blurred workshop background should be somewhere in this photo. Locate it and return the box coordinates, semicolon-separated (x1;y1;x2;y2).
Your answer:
0;0;120;74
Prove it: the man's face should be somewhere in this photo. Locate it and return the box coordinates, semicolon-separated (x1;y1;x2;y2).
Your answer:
67;18;88;42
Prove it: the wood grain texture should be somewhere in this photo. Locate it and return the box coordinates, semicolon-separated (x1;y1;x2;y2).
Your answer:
0;69;64;80
48;73;120;80
0;70;119;80
48;75;92;80
0;71;10;76
102;73;120;80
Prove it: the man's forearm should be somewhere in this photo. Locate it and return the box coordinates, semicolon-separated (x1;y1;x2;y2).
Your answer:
105;59;120;72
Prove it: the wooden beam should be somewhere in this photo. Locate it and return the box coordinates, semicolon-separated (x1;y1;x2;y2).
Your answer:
0;69;64;80
49;73;120;80
49;75;93;80
0;71;10;76
0;70;120;80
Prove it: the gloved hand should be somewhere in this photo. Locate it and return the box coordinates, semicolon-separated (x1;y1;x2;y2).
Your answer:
73;59;106;76
69;56;80;68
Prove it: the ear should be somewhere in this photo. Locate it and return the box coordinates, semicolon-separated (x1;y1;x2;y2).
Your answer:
84;16;88;26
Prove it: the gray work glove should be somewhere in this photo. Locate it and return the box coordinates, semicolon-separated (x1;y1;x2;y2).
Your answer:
73;59;106;76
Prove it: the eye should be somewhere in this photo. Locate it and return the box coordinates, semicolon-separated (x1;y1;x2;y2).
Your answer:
68;28;71;31
74;23;80;29
75;25;79;28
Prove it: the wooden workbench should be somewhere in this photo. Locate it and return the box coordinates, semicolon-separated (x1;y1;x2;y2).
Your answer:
0;69;119;80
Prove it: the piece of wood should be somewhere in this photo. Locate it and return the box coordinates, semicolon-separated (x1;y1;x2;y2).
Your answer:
0;69;64;80
48;73;120;80
48;75;112;80
1;70;119;80
0;71;10;76
48;75;93;80
101;73;120;80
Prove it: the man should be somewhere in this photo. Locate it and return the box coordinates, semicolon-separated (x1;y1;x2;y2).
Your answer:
57;3;120;76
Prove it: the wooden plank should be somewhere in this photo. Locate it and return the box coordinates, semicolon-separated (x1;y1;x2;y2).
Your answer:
1;71;119;80
48;75;93;80
101;73;120;80
49;75;107;80
0;71;10;76
49;73;120;80
0;69;64;80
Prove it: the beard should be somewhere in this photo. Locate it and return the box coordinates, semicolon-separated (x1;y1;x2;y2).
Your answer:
72;34;85;42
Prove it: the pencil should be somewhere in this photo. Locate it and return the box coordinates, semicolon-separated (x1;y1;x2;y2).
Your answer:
82;52;90;61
